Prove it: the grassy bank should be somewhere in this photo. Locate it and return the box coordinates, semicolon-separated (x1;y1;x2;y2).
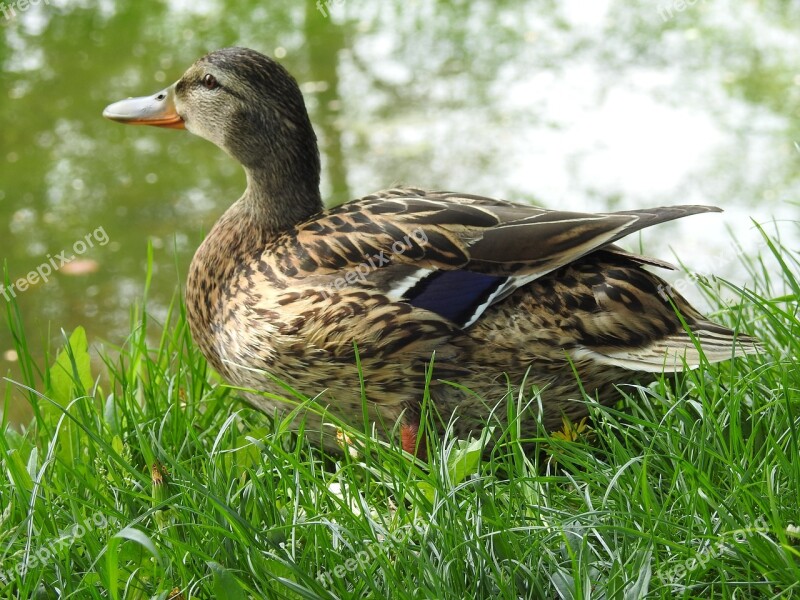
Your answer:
1;227;798;599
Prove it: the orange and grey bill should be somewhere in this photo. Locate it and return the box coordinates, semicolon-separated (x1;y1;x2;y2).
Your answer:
103;83;184;129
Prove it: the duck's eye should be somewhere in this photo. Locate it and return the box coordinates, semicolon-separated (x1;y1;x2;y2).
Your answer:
202;74;219;90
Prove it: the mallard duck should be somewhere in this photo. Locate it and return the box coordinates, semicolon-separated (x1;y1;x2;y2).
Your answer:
104;47;758;454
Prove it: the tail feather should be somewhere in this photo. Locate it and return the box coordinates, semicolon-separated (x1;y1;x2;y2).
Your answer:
573;322;761;373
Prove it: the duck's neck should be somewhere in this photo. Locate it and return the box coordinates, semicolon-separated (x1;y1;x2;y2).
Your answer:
225;106;324;234
239;164;323;234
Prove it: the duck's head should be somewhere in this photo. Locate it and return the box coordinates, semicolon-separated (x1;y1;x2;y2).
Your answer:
104;47;322;220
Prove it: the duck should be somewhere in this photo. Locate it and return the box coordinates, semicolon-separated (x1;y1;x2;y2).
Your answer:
103;47;759;456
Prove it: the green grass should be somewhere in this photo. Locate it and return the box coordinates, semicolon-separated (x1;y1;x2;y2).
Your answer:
1;227;798;600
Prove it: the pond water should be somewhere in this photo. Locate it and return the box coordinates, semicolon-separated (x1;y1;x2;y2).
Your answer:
1;0;798;424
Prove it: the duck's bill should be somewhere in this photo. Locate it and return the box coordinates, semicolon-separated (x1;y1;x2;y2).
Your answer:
102;83;185;129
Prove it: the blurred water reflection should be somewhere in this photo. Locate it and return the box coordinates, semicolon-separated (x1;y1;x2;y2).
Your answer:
1;0;798;423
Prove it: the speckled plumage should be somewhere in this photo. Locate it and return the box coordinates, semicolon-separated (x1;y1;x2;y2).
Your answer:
105;47;759;454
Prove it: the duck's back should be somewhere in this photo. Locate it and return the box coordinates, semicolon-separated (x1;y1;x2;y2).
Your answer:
183;188;758;447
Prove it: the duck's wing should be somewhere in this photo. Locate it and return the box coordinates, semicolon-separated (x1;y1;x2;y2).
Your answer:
271;188;720;329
